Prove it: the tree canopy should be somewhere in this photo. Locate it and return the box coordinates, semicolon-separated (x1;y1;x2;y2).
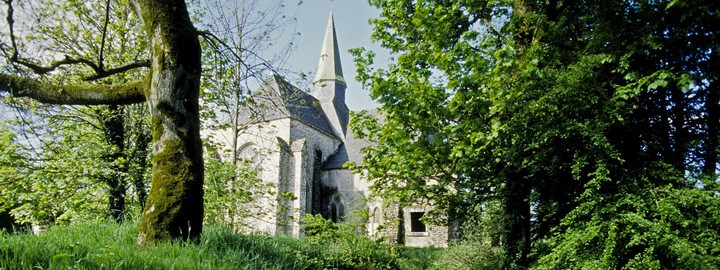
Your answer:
352;0;719;268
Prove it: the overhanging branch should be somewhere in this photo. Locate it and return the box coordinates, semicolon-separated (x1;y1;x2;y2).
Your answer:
0;73;147;105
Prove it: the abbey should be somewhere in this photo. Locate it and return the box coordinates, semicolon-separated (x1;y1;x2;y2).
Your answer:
213;14;450;247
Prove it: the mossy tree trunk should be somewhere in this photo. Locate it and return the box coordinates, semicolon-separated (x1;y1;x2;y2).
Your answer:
0;0;204;244
130;0;203;244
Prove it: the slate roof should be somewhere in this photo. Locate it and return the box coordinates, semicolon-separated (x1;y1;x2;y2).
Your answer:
242;75;337;139
322;109;381;170
241;75;381;170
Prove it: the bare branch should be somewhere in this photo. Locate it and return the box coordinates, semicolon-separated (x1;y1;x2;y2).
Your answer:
198;30;281;77
198;30;243;62
83;60;151;81
3;0;17;58
0;73;147;105
13;55;96;74
99;0;112;70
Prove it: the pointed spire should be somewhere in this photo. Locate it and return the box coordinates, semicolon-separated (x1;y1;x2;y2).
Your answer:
313;13;345;84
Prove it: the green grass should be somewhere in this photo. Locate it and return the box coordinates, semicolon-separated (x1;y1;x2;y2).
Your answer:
0;222;447;270
396;247;444;270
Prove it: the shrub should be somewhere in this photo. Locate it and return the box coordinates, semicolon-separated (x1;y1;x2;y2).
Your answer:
301;214;400;269
431;241;504;270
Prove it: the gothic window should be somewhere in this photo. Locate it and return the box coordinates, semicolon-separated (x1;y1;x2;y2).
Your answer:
410;212;426;233
372;207;381;224
370;207;382;235
328;194;344;223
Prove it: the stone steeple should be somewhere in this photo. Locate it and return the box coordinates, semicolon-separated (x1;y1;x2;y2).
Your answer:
314;13;345;84
314;13;349;139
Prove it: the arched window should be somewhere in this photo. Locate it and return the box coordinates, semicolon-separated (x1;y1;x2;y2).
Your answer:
370;207;382;235
372;207;382;224
328;194;345;223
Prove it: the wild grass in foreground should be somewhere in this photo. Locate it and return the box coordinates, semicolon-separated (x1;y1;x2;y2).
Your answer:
0;221;454;270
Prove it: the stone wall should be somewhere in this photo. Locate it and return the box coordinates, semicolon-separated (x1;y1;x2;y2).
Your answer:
368;203;451;247
214;117;342;236
321;169;370;226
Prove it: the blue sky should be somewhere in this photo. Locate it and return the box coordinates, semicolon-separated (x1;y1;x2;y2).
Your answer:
284;1;388;111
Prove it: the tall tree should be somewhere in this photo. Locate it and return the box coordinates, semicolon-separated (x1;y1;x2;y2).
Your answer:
0;0;202;243
354;0;719;268
197;0;299;164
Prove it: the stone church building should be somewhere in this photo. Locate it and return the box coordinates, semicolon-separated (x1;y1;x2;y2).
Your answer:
213;14;450;247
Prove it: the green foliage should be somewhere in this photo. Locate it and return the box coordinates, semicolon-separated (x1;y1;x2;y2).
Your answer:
431;242;504;270
0;221;410;269
24;0;148;81
302;214;345;241
203;158;237;224
0;125;26;212
534;178;720;269
203;158;274;230
424;201;505;270
0;102;151;226
0;118;111;225
357;0;719;268
394;247;444;270
0;0;152;225
300;214;401;269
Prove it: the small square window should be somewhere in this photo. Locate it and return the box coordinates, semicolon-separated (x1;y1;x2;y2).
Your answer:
410;212;426;232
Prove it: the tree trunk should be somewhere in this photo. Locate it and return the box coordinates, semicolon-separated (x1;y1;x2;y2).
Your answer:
703;50;719;187
132;127;150;210
131;0;204;244
670;88;687;173
103;105;127;222
502;1;536;268
503;173;531;269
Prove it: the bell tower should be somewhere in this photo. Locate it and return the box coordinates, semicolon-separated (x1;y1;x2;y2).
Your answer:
313;13;349;139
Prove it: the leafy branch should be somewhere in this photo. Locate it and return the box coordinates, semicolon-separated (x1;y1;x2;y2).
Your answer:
1;0;149;81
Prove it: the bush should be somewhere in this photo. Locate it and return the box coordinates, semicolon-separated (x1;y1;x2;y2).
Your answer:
419;201;504;270
396;247;444;270
533;185;720;269
301;214;400;269
431;241;504;270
